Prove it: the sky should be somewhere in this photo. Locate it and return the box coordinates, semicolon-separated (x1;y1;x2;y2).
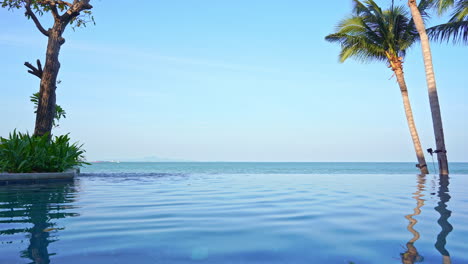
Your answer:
0;0;467;162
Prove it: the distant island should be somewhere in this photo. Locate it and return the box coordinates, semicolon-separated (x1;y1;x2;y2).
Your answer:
90;156;192;163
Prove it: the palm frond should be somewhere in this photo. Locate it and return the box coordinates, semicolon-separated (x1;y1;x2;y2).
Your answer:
450;0;468;22
427;20;468;43
352;0;372;16
326;33;386;62
325;1;418;65
418;0;435;18
434;0;456;15
336;16;368;34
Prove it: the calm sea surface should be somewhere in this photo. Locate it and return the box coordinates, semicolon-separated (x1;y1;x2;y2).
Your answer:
1;162;467;264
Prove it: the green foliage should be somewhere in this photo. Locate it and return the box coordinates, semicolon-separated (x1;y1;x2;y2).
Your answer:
325;0;426;64
428;20;468;43
427;0;468;44
71;9;95;29
0;130;89;173
30;92;66;127
0;0;94;29
430;0;467;18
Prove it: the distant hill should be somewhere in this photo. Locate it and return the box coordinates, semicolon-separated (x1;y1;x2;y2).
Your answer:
122;156;193;162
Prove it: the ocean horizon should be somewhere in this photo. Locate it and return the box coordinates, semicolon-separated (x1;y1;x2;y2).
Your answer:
81;161;468;175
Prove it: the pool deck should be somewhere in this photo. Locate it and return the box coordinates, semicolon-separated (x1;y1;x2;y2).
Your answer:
0;169;78;182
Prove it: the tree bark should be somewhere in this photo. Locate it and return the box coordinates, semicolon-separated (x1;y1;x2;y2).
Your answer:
33;22;66;137
394;66;429;174
26;0;92;138
408;0;449;175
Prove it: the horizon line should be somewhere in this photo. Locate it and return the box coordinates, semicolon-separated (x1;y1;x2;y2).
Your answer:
88;161;468;163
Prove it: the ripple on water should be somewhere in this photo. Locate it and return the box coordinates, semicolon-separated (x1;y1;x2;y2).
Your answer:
1;173;468;264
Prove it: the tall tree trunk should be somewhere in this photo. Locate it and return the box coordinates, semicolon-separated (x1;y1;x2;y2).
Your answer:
408;0;449;175
394;67;429;174
33;22;65;137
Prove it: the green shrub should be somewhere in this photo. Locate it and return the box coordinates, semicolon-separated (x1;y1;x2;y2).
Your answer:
0;130;89;173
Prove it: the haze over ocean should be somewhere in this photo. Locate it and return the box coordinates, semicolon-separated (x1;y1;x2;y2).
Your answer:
81;162;468;175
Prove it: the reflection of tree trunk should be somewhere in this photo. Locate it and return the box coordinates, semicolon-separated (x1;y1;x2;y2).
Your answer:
442;255;451;264
435;176;452;264
26;192;52;264
0;181;78;263
28;225;51;264
405;174;425;242
402;242;419;264
401;174;426;264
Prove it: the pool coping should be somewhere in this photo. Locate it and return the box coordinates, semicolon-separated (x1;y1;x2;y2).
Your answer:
0;168;78;181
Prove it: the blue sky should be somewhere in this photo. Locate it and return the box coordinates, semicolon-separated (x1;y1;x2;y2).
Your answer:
0;0;467;162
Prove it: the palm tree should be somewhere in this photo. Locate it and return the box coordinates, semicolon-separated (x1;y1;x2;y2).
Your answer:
407;0;449;175
325;0;429;174
427;0;468;44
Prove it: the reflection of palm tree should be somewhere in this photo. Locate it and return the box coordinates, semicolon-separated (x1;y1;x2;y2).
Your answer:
434;176;453;264
0;180;79;264
401;174;425;264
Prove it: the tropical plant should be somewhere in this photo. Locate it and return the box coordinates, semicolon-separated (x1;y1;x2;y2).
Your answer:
325;0;429;174
407;0;449;175
0;0;94;137
427;0;468;44
30;92;66;128
0;130;89;173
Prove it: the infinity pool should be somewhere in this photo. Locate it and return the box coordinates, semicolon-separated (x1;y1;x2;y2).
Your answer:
1;172;467;263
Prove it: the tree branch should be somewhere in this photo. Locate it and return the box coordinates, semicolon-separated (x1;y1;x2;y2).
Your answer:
37;0;73;8
24;1;49;37
35;1;73;20
50;5;60;20
24;59;43;79
62;0;93;21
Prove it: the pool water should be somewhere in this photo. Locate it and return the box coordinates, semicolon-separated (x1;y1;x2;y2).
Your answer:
1;164;467;263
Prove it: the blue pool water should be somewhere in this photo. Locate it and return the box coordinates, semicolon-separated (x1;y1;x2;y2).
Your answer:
1;162;467;263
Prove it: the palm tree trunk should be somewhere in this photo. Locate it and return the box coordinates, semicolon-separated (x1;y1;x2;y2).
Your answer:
34;22;66;137
394;67;429;174
408;0;449;175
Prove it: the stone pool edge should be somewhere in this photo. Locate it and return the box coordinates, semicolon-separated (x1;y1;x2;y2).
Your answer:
0;169;78;181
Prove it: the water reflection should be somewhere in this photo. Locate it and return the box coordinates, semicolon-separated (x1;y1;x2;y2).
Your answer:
434;176;452;264
0;180;80;264
400;174;425;264
400;174;454;264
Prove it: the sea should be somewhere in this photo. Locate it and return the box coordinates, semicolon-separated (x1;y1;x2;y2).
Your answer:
1;162;467;264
